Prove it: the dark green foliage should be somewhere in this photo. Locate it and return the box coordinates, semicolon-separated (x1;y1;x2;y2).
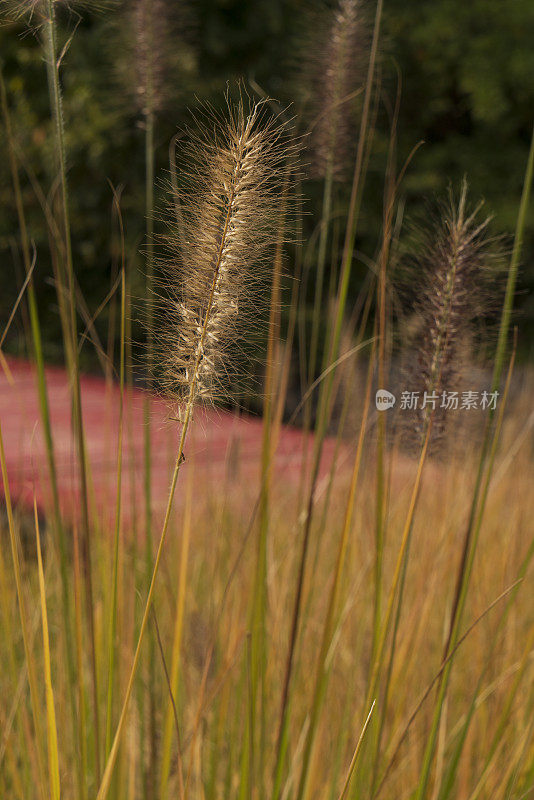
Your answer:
1;0;533;365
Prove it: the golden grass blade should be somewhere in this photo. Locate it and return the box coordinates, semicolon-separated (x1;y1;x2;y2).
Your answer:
72;524;88;800
0;351;14;385
337;700;376;800
34;499;60;800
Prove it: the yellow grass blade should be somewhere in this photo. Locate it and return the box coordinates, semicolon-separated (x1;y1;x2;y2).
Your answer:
337;700;376;800
34;499;61;800
0;350;14;385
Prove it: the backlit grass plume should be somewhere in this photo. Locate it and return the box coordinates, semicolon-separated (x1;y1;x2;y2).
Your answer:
401;183;499;448
304;0;368;177
114;0;193;118
1;0;108;22
152;96;297;411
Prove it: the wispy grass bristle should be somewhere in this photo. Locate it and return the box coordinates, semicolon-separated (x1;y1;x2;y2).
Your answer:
1;0;110;23
401;182;501;447
152;96;298;410
303;0;368;178
114;0;193;118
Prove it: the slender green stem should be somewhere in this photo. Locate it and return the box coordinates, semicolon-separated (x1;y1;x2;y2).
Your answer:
143;98;157;800
372;219;388;666
105;255;126;757
492;128;534;391
97;419;189;800
143;109;155;557
158;480;190;800
34;503;61;800
248;190;285;797
370;74;402;676
43;0;100;778
308;156;334;387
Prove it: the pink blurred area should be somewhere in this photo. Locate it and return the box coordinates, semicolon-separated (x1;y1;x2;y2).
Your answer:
0;358;340;533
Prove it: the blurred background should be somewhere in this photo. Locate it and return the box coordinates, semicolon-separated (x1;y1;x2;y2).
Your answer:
1;0;534;373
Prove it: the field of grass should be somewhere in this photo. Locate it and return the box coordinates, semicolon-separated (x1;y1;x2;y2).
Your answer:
1;370;534;799
1;0;534;799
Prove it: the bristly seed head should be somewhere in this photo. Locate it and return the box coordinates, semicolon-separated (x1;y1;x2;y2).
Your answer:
400;181;501;450
151;95;299;410
302;0;368;178
2;0;111;23
114;0;194;119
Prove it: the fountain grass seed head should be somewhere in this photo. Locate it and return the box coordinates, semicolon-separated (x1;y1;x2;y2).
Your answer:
400;182;502;449
151;95;299;413
113;0;195;119
301;0;369;178
1;0;111;23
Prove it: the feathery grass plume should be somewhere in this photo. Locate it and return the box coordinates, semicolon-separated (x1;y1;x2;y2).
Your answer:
1;0;109;23
400;183;501;450
152;95;298;411
113;0;194;119
302;0;368;178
